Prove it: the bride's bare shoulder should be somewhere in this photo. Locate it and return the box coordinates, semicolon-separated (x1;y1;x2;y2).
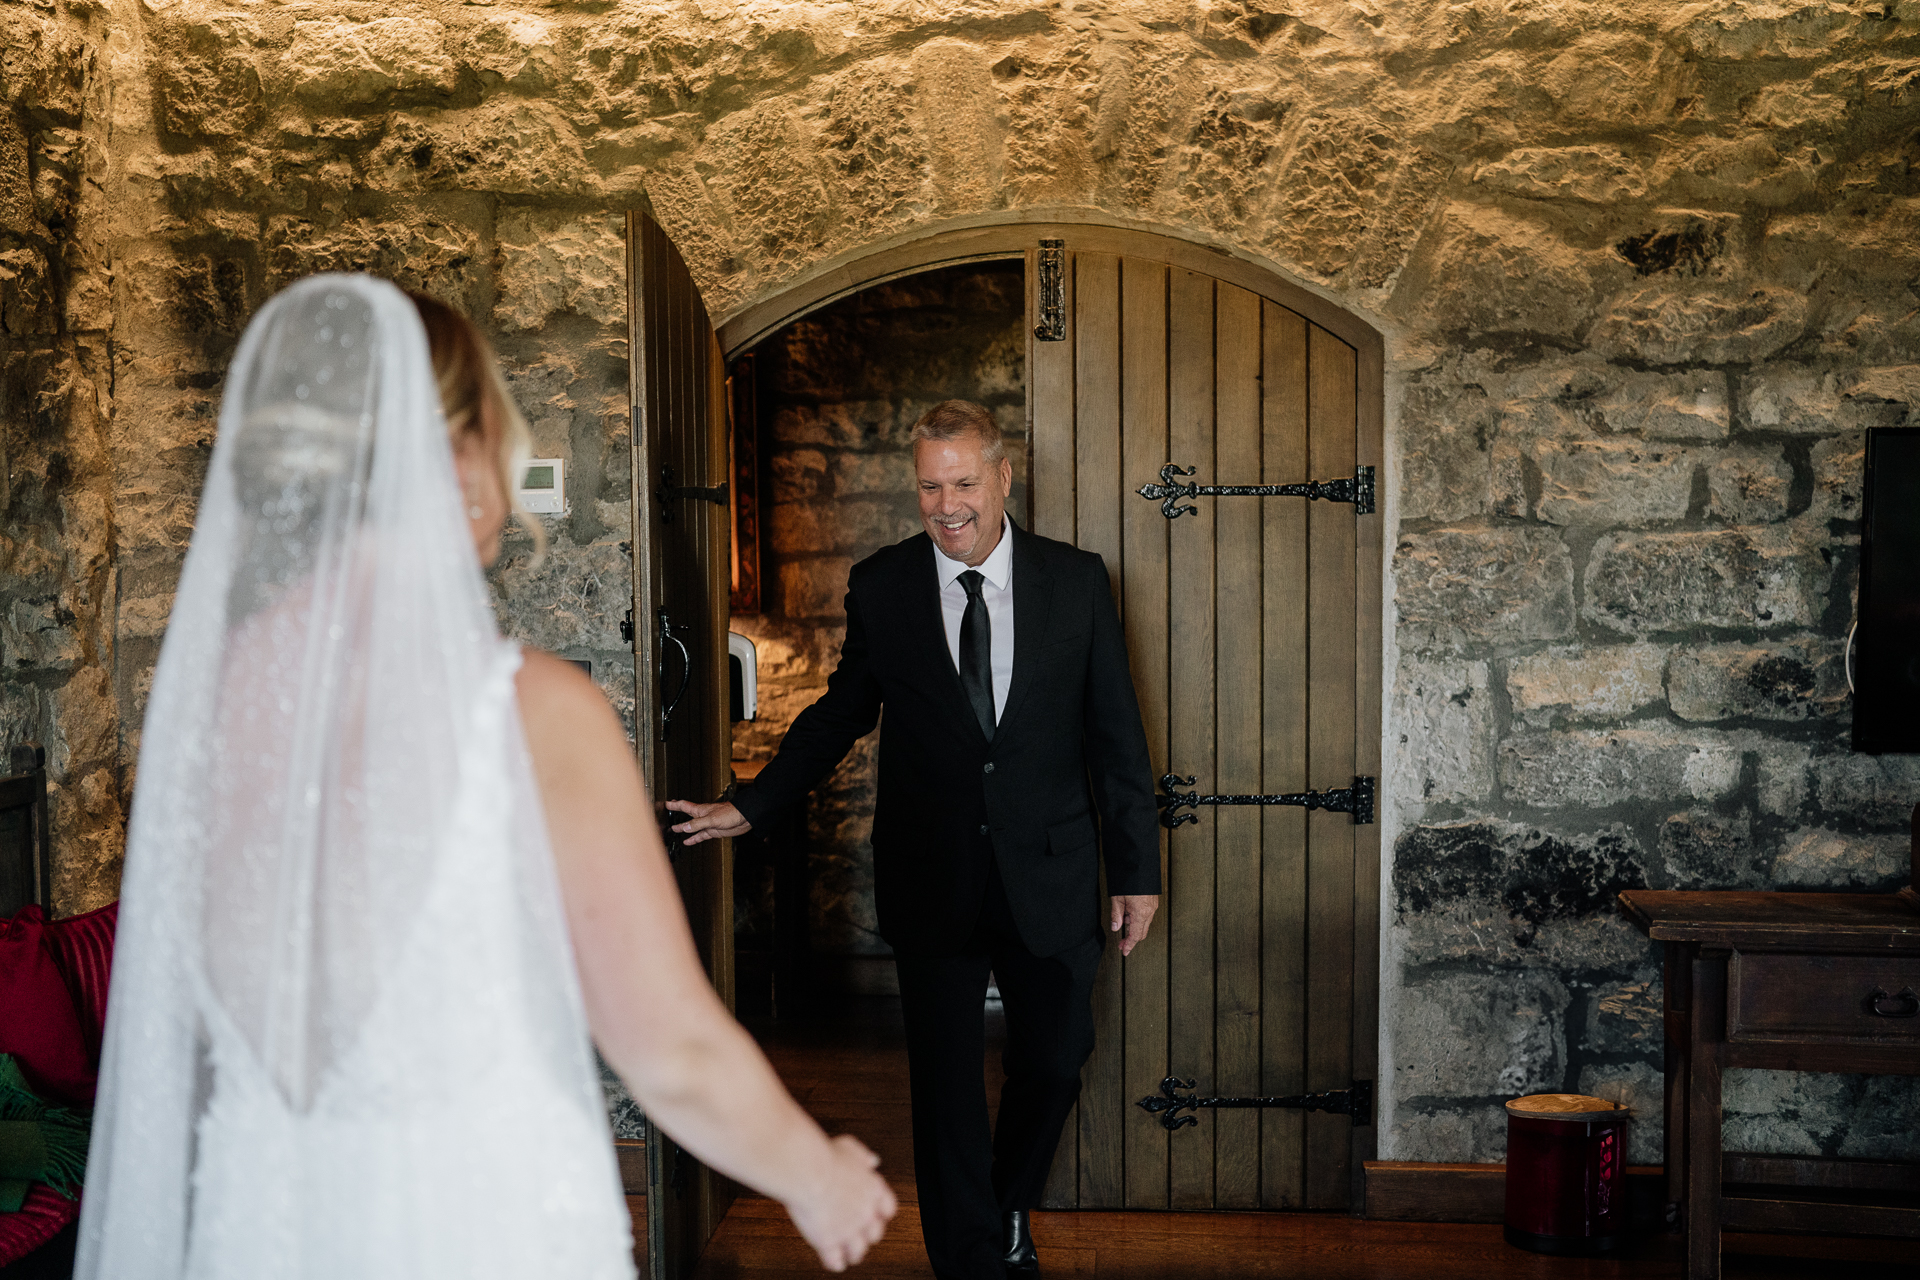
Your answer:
515;648;621;743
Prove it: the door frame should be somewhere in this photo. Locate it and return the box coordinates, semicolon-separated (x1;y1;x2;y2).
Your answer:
706;212;1385;1204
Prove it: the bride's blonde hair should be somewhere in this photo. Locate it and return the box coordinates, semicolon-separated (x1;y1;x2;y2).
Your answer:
407;291;547;565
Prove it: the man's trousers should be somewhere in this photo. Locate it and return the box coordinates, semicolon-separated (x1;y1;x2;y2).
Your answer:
892;868;1102;1280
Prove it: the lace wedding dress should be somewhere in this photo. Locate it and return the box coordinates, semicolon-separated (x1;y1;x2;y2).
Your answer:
76;276;635;1280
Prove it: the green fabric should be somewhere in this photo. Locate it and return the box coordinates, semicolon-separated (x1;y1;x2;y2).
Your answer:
0;1054;89;1203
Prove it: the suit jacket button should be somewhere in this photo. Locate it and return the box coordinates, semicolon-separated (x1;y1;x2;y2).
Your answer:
983;762;995;774
979;824;990;836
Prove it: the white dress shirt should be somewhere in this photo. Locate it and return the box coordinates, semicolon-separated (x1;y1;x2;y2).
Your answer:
933;515;1015;723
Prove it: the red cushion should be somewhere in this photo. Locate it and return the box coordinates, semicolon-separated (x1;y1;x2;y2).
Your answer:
40;902;117;1064
0;906;92;1109
0;1182;80;1266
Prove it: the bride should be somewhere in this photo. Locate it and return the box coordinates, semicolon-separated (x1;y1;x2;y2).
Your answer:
74;275;894;1278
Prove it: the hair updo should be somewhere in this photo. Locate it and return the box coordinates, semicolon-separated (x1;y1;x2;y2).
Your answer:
407;291;546;563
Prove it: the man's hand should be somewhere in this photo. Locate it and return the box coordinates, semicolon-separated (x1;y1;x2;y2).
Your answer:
1109;894;1158;957
664;799;752;846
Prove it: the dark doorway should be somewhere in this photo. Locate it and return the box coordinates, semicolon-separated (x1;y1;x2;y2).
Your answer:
726;259;1027;1020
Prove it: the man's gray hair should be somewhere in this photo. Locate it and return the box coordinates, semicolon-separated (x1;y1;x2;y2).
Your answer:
909;400;1005;466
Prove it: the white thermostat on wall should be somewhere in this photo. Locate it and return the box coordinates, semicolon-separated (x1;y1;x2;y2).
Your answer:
519;458;567;515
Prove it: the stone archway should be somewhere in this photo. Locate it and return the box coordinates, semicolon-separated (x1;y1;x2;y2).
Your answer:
701;213;1386;1210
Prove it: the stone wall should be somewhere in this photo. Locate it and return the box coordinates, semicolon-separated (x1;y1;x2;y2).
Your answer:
730;261;1027;960
5;0;1920;1164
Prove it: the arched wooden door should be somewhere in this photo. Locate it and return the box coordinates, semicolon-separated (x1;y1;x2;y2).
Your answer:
708;219;1383;1214
1026;240;1383;1212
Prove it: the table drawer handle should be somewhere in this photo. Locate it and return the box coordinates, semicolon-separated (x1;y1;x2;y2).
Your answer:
1866;987;1919;1018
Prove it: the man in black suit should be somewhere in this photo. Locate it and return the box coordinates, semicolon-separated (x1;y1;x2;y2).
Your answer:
667;400;1160;1279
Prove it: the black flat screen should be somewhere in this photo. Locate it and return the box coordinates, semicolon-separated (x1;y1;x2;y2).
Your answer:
1853;427;1920;753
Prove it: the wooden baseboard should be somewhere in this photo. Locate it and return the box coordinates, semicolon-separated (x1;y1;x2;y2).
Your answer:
1364;1160;1666;1226
615;1138;647;1195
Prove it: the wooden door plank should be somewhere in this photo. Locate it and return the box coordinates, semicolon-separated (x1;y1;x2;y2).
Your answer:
1349;334;1385;1194
1165;269;1217;1210
1071;252;1126;1209
1258;302;1310;1210
1118;257;1171;1212
1033;244;1080;1209
1030;244;1076;546
1303;325;1358;1211
1211;282;1263;1211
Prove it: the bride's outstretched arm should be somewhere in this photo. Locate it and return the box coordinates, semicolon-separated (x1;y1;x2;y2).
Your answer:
516;650;896;1272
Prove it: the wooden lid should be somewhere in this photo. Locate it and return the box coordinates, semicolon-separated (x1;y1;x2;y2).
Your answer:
1505;1093;1630;1120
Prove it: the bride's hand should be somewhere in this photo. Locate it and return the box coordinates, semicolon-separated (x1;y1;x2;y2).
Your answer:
785;1134;896;1271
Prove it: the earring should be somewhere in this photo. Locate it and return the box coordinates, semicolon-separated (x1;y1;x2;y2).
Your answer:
468;503;484;520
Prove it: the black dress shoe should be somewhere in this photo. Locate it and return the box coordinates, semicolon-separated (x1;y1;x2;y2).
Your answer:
1003;1208;1039;1277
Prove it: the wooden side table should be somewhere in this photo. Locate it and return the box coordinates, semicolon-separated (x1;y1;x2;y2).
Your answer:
1618;887;1920;1279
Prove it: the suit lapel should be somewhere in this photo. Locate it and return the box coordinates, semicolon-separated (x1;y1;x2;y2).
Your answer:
994;523;1052;743
901;534;988;743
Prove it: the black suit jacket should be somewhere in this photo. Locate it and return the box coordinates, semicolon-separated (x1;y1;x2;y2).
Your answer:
734;521;1161;957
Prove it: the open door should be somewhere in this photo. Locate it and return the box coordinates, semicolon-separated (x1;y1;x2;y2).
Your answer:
627;209;737;1279
1030;238;1383;1212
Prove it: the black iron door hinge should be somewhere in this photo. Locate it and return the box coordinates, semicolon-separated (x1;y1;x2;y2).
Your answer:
1157;773;1374;828
1033;238;1066;342
657;464;728;523
1139;1076;1374;1130
1138;462;1375;518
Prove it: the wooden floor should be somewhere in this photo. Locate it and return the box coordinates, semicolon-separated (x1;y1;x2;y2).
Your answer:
689;998;1911;1280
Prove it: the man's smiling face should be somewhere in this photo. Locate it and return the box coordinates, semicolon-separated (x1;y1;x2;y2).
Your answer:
914;434;1013;567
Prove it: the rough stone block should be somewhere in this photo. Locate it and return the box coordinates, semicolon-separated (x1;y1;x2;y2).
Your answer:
1394;527;1574;652
833;451;913;498
1593;369;1729;440
1396;377;1494;523
489;536;631;655
1472;145;1647;204
1390;656;1494;805
1841;1076;1920;1159
1808;432;1864;523
1744;364;1842;434
1746;364;1912;435
1;597;80;672
1769;828;1908;891
1529;438;1696;527
770;450;828;502
1401;202;1624;340
1584;528;1819;634
286;17;460;105
1721;1069;1851;1157
493;210;625;332
1506;644;1666;726
777;557;853;619
768;503;838;555
1706;444;1793;524
1755;743;1812;819
1808;751;1920;828
1393;819;1648;949
1583;970;1663;1056
1576;1061;1663;1165
371;101;594;197
1390;969;1567;1101
1589;283;1806;365
464;11;562;92
1669;639;1845;722
1657;808;1762;889
1498;728;1741;808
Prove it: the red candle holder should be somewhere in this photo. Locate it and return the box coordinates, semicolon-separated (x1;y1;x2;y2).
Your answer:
1503;1093;1631;1256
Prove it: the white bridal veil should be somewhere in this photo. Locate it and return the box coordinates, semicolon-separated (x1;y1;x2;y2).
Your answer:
76;276;633;1279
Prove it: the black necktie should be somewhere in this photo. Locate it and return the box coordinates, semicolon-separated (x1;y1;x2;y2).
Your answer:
958;569;995;740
